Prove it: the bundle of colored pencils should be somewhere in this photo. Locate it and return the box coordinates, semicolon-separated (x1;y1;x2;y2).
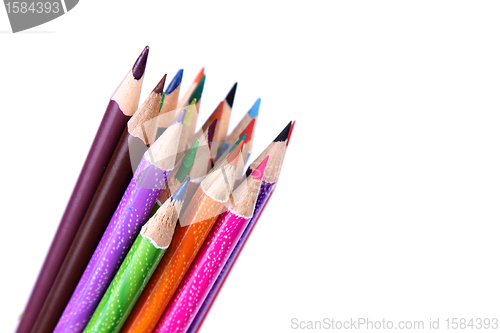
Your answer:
18;46;295;333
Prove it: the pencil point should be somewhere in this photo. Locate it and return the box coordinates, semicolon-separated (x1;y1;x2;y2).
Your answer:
287;120;296;146
240;119;256;142
195;67;205;83
175;140;199;182
189;74;206;105
225;82;238;108
252;156;269;180
207;119;217;150
248;98;261;118
173;109;187;125
184;103;195;127
274;121;292;142
171;177;190;202
230;133;247;153
227;141;243;165
154;74;167;94
132;46;149;80
165;69;183;95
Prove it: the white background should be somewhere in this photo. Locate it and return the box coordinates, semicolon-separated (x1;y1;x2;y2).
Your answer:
1;1;500;332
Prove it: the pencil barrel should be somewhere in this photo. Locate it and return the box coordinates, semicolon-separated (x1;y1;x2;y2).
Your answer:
154;209;251;333
17;99;131;333
186;180;275;333
83;235;166;333
121;186;226;333
54;158;169;333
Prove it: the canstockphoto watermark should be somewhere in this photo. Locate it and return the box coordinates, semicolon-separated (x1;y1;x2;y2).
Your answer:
3;0;79;32
291;318;425;330
291;318;499;330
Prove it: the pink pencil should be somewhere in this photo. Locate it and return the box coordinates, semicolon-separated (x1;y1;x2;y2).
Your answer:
152;157;269;333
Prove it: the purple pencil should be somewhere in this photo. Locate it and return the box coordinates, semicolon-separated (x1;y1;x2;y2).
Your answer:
16;47;149;333
53;110;187;333
187;121;292;333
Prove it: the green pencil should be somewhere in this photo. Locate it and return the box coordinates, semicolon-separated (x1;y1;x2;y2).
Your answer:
82;178;190;333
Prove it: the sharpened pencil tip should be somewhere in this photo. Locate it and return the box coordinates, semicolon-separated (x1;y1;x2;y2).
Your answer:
252;156;269;180
165;69;183;95
225;82;238;108
207;119;217;150
173;109;187;125
240;119;256;142
195;67;205;83
189;74;206;105
287;121;295;146
230;134;246;153
132;46;149;80
171;177;190;202
154;74;167;94
248;98;261;118
175;140;199;182
274;121;292;142
228;141;243;165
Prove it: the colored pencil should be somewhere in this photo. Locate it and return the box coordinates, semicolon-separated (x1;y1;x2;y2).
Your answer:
181;129;243;219
193;83;237;159
216;82;237;144
179;119;218;216
53;111;186;333
183;75;206;146
156;139;199;207
121;143;243;333
156;69;184;139
154;157;269;333
168;74;206;154
192;99;224;163
82;179;190;333
187;121;292;333
238;118;257;166
213;132;249;182
175;101;198;163
31;74;167;333
177;67;204;109
147;134;201;220
16;46;149;333
128;74;167;171
217;98;260;161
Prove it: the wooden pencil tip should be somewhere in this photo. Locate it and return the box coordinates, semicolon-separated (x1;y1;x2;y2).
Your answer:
252;156;269;180
227;142;243;165
287;121;296;146
172;109;186;125
165;69;183;95
175;140;199;182
248;98;261;118
132;46;149;80
274;121;292;142
154;74;167;94
207;119;218;149
225;82;238;108
234;133;246;149
195;67;205;83
189;74;206;104
240;118;256;142
171;177;190;202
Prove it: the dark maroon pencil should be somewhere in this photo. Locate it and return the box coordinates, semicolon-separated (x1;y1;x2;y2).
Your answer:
16;46;150;333
30;73;166;333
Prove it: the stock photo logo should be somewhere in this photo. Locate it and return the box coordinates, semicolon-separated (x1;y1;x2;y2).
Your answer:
3;0;78;32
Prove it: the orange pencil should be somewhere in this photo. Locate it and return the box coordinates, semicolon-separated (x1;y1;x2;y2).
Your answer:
120;141;243;333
